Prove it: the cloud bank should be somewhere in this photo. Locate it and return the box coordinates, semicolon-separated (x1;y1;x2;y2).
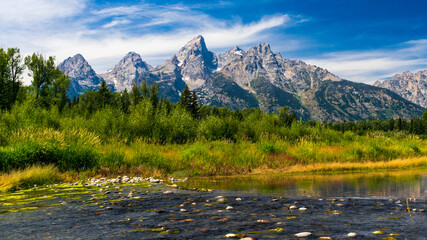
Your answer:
304;40;427;84
0;1;291;84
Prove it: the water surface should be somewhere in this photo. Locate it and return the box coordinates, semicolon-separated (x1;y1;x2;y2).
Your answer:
0;170;426;239
181;169;427;198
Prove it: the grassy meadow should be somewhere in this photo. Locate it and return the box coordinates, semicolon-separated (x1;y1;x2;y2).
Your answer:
1;98;426;192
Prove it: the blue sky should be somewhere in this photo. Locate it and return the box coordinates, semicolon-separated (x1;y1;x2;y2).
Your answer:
1;0;426;84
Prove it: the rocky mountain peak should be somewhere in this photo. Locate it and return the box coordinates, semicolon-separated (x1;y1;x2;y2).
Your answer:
72;53;85;61
176;35;217;89
57;54;103;98
374;70;427;107
113;52;153;72
218;46;246;69
247;43;274;58
231;46;244;54
373;80;381;86
58;36;424;122
58;54;96;78
99;52;154;92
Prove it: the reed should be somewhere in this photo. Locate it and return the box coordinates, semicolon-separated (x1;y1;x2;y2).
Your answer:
0;165;70;192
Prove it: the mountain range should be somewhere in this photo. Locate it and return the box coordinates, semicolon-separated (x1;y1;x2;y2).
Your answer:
374;70;427;108
57;35;425;121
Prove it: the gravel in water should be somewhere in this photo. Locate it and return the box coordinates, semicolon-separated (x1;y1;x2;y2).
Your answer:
0;182;425;239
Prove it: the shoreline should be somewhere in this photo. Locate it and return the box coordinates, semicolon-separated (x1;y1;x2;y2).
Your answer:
1;156;426;192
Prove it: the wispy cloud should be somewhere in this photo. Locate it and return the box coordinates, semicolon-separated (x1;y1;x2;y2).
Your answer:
0;1;294;85
102;18;131;28
40;14;290;71
92;6;140;16
0;0;86;25
304;40;427;83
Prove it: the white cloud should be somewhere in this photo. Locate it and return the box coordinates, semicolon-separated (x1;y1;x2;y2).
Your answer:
0;0;86;25
92;6;140;16
202;15;290;48
304;40;427;84
102;19;131;28
40;14;289;71
0;1;293;85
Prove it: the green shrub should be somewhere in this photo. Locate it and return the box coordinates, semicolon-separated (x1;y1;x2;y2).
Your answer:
100;152;126;170
131;152;171;173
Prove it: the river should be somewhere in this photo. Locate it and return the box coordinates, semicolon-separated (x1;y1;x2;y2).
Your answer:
0;170;426;239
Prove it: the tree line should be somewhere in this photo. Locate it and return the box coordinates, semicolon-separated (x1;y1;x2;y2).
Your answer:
1;48;426;138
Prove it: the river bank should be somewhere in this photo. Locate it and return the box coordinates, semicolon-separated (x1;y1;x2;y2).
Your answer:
1;157;427;193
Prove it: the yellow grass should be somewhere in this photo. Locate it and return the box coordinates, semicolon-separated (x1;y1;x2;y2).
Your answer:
0;165;71;192
252;156;427;174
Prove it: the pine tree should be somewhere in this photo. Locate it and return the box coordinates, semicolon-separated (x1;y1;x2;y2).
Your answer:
96;80;112;108
389;118;395;131
397;117;403;131
149;84;159;109
141;80;149;98
279;106;297;127
130;84;141;106
190;90;199;117
180;85;192;108
121;89;131;113
180;85;199;118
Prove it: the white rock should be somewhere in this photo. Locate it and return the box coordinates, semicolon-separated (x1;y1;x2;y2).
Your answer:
180;208;187;212
347;232;358;237
235;198;242;201
226;206;234;210
163;191;173;195
225;233;237;238
289;205;297;209
298;207;307;211
295;232;312;238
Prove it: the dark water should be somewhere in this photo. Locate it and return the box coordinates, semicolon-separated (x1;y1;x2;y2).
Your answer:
0;170;426;239
181;169;427;198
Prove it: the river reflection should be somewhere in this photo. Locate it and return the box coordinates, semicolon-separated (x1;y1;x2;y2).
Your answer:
183;169;427;198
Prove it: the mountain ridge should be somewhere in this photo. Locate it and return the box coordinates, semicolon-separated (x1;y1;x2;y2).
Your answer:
374;70;427;108
57;35;425;121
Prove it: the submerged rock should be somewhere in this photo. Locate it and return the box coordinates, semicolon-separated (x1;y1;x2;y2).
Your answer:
295;232;312;238
225;233;237;238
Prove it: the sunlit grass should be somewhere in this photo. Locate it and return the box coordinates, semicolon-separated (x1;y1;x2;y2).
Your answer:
0;121;426;188
0;165;71;192
252;156;427;174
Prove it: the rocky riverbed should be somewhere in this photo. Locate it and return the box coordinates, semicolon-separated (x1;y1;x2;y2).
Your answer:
0;176;426;239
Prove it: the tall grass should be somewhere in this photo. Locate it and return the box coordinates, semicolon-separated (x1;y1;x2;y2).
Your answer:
0;165;69;192
0;126;425;178
0;100;426;190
